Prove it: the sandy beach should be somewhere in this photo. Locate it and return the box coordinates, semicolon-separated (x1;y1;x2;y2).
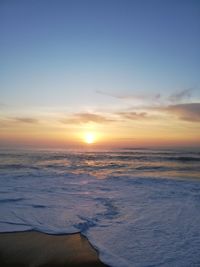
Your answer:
0;231;109;267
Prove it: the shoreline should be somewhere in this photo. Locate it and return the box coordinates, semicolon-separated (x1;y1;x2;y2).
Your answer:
0;230;109;267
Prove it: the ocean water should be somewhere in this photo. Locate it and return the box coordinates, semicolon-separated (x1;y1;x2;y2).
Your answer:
0;148;200;267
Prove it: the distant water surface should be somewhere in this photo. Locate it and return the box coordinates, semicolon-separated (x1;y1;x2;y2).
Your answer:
0;148;200;180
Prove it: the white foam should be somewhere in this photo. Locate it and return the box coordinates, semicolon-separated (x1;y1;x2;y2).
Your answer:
1;172;200;266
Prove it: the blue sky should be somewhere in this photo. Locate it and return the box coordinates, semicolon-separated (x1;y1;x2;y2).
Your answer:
0;0;200;148
1;0;200;109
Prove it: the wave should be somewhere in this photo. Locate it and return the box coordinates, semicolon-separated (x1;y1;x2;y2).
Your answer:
166;156;200;162
135;165;170;171
0;164;39;170
0;197;25;203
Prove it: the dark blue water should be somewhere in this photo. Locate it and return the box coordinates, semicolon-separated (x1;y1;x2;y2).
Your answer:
0;148;199;180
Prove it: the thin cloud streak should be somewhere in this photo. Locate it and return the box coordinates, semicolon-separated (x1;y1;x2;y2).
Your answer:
96;90;161;101
117;111;148;120
12;117;39;124
61;112;115;124
0;117;39;128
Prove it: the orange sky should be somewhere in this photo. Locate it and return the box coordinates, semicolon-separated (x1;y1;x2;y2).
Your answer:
0;102;200;149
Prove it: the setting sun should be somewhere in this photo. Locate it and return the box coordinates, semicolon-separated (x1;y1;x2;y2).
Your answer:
84;132;95;144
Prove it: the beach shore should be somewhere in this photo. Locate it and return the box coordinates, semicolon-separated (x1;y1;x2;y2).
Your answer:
0;231;109;267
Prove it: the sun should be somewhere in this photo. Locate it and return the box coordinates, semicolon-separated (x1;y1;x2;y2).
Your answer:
84;132;95;144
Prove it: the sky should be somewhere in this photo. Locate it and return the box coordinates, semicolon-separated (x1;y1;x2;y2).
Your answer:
0;0;200;148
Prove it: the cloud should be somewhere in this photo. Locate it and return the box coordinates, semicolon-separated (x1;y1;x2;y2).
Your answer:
61;112;114;124
159;103;200;122
0;117;39;129
96;90;161;101
119;102;200;122
61;102;200;125
168;88;193;103
12;117;39;124
117;111;148;120
97;88;198;107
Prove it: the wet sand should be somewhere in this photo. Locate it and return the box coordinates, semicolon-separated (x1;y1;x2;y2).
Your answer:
0;231;109;267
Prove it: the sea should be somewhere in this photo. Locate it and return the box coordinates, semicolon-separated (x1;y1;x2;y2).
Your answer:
0;148;200;267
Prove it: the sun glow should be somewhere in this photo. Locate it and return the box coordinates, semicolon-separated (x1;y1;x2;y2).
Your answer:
84;132;96;144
